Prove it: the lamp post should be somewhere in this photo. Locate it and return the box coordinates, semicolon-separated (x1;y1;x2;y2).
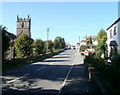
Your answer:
46;28;49;53
79;36;80;52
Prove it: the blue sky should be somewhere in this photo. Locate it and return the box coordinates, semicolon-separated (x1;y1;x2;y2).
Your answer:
2;2;118;45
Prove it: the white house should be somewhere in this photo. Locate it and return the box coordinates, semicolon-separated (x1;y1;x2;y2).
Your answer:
80;36;98;46
107;18;120;57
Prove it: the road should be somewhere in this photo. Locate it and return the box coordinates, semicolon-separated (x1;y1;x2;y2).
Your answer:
2;49;96;95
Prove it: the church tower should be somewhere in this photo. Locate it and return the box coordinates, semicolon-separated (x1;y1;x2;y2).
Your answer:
16;15;31;37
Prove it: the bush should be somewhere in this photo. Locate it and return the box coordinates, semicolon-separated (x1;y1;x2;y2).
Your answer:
45;40;54;53
86;54;106;72
109;54;120;88
80;45;88;52
2;27;10;60
14;34;33;58
86;54;120;91
32;39;45;55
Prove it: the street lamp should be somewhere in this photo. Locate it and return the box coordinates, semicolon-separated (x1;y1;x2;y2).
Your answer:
46;28;49;53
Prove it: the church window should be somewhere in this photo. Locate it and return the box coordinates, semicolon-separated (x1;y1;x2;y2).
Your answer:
22;23;24;28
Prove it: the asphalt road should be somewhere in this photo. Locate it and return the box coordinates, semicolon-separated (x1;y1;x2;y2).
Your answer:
2;49;96;95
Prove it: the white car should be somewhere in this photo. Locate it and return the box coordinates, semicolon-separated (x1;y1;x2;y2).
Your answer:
84;50;92;56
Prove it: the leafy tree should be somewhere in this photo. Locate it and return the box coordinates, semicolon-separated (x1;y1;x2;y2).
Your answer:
60;38;66;49
87;36;93;48
54;39;60;49
97;29;107;43
96;29;108;58
80;45;88;52
14;34;33;58
1;26;10;60
45;40;54;53
32;39;45;55
54;36;66;49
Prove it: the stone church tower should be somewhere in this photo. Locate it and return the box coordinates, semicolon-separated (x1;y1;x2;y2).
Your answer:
16;15;31;37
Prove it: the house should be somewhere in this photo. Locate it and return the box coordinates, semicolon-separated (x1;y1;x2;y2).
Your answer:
76;43;80;49
5;31;16;59
79;36;98;52
106;17;120;57
65;42;71;49
80;36;98;47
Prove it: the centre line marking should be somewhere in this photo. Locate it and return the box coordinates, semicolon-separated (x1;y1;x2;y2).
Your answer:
6;73;30;84
58;54;76;95
36;66;46;71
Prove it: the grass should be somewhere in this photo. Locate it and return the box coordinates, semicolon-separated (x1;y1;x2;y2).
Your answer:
2;50;64;72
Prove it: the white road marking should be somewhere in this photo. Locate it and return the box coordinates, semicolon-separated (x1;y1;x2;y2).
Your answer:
5;54;65;85
49;62;54;65
58;54;76;95
36;66;46;71
36;62;55;72
6;73;29;84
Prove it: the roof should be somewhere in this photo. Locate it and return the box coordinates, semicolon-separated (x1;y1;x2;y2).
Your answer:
5;31;16;39
83;36;97;40
107;18;120;30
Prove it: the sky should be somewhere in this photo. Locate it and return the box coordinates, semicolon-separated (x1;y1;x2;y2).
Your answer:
2;2;119;45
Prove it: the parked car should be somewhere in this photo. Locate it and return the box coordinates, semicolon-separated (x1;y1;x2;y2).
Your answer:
84;50;92;56
81;52;85;56
82;49;95;56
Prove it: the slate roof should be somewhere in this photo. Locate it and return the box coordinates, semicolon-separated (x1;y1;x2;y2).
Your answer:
107;18;120;30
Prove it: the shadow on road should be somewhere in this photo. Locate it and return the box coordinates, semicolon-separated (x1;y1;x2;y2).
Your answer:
52;56;70;59
2;60;97;95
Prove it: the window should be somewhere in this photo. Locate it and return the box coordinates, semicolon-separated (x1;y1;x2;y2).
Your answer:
113;26;116;35
110;29;112;38
22;23;24;28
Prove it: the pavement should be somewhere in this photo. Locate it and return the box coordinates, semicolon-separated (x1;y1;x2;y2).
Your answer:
1;49;96;95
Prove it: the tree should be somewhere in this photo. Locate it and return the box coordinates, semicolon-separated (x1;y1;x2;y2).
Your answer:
80;45;88;52
1;25;10;60
54;36;66;49
54;39;60;49
87;36;93;48
45;40;54;53
14;34;33;58
96;29;108;58
32;39;45;55
60;38;66;49
97;29;107;43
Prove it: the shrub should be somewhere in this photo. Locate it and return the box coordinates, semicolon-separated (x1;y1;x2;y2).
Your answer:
1;27;10;60
14;34;33;58
32;39;45;55
109;54;120;88
80;45;88;52
85;54;110;77
86;54;120;90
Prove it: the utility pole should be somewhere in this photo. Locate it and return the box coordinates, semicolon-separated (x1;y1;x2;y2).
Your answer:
46;28;49;53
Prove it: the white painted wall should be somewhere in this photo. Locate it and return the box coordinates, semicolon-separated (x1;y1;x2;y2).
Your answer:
107;20;120;56
118;21;120;54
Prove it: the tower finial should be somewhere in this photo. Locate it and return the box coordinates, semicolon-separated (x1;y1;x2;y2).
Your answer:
28;14;30;19
17;14;19;21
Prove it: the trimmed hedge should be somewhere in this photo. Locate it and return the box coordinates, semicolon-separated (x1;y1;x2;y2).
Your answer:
80;45;88;52
85;54;120;93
